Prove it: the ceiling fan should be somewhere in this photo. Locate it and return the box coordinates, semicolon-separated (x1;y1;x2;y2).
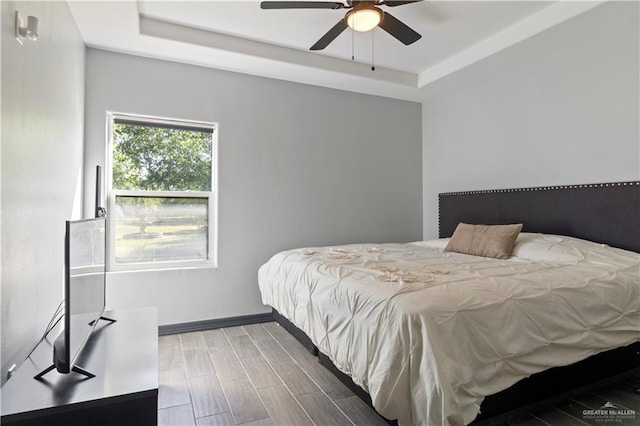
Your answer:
260;1;423;51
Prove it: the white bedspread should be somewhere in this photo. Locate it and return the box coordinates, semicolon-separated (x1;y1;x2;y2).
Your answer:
257;237;640;425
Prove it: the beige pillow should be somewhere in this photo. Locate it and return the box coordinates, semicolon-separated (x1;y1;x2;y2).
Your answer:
444;223;523;259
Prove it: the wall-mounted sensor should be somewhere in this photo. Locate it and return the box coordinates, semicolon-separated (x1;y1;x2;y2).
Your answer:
15;11;39;45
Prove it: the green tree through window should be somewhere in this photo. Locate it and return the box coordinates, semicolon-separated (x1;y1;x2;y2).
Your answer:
112;124;212;191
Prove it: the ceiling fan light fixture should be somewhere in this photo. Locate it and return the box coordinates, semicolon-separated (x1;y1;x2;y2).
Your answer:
346;7;381;32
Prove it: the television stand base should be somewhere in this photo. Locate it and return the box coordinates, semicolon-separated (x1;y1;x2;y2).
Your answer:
33;363;95;381
32;365;55;381
89;316;117;326
71;365;96;379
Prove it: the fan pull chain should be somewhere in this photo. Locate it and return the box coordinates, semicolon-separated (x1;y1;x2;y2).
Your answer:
351;23;355;60
371;29;375;71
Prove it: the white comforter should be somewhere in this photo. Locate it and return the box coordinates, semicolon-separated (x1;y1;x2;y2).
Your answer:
257;236;640;425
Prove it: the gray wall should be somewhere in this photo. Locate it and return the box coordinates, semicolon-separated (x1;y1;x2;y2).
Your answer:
84;49;423;325
421;2;640;239
1;1;85;384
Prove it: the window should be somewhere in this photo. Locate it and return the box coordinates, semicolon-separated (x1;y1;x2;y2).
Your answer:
107;113;217;270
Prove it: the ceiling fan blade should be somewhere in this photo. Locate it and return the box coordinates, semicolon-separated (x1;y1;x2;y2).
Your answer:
381;0;423;7
310;19;348;50
378;11;421;45
260;1;345;9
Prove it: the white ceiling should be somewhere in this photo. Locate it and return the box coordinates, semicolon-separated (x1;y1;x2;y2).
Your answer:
68;1;603;101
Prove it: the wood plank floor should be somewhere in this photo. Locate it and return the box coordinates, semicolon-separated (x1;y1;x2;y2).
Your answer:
158;322;640;425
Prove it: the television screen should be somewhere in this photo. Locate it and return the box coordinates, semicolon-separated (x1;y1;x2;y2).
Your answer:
63;218;106;373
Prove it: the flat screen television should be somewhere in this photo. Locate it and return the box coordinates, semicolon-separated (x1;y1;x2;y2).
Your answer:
34;217;114;380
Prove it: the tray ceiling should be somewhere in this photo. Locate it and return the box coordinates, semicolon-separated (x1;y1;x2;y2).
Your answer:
68;1;603;101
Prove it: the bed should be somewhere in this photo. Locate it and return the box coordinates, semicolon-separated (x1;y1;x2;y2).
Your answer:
257;182;640;425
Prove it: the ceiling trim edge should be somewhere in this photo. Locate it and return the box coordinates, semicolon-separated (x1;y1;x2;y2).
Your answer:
417;1;605;87
139;15;418;87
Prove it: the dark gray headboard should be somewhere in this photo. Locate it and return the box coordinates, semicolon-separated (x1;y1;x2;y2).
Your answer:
438;181;640;253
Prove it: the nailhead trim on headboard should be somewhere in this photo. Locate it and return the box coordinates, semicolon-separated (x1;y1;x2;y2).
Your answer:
437;181;640;243
438;181;639;197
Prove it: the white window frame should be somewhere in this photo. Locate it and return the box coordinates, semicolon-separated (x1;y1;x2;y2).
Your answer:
106;112;218;271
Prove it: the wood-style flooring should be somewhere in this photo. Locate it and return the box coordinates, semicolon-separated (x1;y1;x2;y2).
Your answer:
158;322;640;425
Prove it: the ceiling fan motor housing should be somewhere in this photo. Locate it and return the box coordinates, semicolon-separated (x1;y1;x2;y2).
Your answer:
347;0;378;6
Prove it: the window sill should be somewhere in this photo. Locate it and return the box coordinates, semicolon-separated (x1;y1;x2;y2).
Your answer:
107;261;217;274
